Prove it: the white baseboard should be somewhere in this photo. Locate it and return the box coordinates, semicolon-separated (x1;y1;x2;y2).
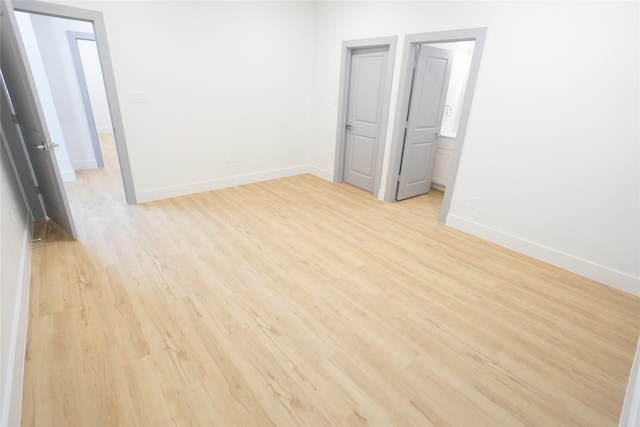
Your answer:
60;170;76;182
96;127;113;134
446;214;640;297
136;166;311;203
620;339;640;427
308;166;333;181
1;213;33;427
431;183;446;192
72;160;98;170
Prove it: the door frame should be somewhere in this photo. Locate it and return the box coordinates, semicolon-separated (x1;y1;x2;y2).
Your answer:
2;0;78;236
67;31;104;168
334;36;396;198
384;27;487;223
13;0;137;203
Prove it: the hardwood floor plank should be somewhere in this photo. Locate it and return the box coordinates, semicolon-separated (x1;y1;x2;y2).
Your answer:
21;133;640;426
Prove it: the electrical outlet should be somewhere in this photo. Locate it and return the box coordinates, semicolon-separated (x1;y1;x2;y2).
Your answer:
12;209;18;224
467;197;479;210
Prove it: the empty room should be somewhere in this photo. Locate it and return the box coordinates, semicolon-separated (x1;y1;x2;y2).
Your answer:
1;0;639;426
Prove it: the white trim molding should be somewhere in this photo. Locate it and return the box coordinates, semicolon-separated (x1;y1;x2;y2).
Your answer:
447;214;640;296
309;166;333;181
136;166;311;203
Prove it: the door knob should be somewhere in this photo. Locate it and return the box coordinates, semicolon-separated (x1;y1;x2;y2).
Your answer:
346;124;352;131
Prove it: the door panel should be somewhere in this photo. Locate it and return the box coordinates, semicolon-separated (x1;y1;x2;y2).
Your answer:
0;74;45;221
344;47;389;193
1;0;77;238
350;135;376;176
352;54;384;124
396;45;453;201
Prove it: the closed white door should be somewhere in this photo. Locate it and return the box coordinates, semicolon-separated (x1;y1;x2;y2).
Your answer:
1;0;77;238
396;45;453;200
344;47;389;192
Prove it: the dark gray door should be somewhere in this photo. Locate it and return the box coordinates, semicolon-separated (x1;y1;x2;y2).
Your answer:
396;45;453;200
1;71;45;221
344;47;389;192
1;0;77;238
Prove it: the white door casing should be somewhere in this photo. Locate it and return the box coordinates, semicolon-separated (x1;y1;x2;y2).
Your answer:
1;0;77;238
396;45;453;201
343;47;389;192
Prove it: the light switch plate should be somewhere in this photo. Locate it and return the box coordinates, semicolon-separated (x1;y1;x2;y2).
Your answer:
130;91;148;103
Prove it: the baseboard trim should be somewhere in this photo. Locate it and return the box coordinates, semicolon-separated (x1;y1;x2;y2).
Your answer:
136;166;311;203
60;170;76;182
308;166;333;181
1;213;33;427
431;183;446;192
446;214;640;296
72;160;98;170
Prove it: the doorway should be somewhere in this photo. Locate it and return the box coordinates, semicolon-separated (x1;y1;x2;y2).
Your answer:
385;28;487;223
396;44;454;201
334;36;396;198
68;31;111;169
15;12;107;178
11;1;137;204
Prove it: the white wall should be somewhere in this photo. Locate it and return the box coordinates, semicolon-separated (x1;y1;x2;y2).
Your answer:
15;11;76;182
77;39;112;133
49;0;315;202
40;1;638;295
29;13;98;170
310;1;639;295
0;128;33;427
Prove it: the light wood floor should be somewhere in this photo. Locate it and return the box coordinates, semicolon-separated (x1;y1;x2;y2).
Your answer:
22;134;639;426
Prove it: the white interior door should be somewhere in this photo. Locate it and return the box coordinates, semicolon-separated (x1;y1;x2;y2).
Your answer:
396;45;453;201
1;0;77;238
344;47;389;192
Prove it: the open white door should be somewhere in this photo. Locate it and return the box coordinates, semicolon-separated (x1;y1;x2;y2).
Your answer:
1;0;77;238
396;45;453;201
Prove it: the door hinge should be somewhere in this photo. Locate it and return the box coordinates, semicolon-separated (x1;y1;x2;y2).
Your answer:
11;114;18;125
35;185;42;195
